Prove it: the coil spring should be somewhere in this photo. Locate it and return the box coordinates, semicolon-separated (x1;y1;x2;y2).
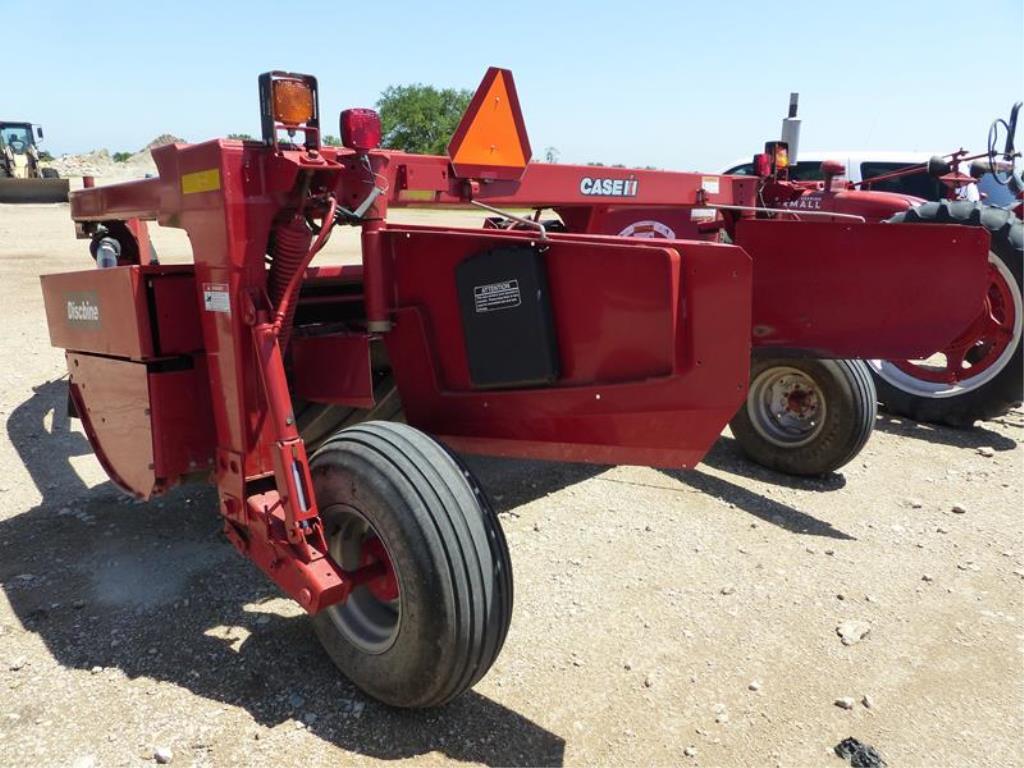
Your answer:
267;216;313;350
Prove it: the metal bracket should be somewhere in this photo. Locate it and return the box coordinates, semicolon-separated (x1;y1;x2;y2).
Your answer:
471;200;548;239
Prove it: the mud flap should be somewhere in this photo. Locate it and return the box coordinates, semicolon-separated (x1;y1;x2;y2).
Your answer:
736;219;990;358
382;227;752;469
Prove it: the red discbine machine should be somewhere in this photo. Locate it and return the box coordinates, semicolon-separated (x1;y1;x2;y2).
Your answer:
40;69;990;707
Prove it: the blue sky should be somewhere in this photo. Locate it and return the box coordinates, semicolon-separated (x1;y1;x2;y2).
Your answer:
4;0;1022;170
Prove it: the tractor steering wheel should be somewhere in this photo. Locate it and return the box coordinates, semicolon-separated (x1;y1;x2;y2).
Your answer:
987;102;1022;191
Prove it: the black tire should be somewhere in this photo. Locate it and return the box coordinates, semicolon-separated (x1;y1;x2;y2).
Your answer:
870;201;1022;426
730;358;876;476
40;168;59;179
309;421;513;708
295;375;404;452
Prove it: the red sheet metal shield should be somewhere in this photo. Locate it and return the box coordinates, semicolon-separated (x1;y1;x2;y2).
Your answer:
447;67;531;181
736;219;991;358
381;226;752;469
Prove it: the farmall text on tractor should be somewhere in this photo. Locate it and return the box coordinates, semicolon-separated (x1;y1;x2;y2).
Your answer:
39;69;993;707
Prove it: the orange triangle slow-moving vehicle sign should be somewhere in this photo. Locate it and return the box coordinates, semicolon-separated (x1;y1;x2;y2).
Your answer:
447;67;532;181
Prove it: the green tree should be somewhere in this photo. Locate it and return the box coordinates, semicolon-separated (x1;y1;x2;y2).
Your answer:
112;151;132;163
322;135;342;147
227;133;254;140
376;84;472;155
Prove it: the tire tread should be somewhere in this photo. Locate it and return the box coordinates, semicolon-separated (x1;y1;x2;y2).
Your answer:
878;201;1023;426
313;421;512;707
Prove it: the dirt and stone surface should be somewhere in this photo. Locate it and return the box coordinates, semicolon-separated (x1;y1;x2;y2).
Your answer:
0;198;1022;767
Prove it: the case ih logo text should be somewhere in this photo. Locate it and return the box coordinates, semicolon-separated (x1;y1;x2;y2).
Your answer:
579;176;639;197
66;293;100;325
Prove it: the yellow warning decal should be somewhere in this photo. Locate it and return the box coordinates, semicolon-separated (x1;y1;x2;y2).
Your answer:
181;168;221;195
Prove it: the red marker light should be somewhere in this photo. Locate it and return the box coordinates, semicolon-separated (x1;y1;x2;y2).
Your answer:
341;109;382;152
753;153;771;178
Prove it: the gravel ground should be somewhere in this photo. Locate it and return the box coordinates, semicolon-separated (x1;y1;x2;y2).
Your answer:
1;201;1022;768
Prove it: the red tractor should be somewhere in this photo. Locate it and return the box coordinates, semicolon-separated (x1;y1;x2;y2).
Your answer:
751;100;1022;428
38;69;991;707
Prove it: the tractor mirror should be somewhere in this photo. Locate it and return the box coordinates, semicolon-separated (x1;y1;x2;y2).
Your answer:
36;127;43;140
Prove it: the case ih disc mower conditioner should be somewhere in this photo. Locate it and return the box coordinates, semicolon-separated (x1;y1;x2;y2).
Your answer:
39;69;990;707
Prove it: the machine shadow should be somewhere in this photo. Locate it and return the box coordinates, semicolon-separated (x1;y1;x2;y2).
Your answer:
461;453;607;514
658;465;855;540
463;439;854;541
873;412;1018;451
2;381;565;767
699;434;848;492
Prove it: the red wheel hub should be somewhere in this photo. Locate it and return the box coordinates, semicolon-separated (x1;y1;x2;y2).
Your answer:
358;536;399;602
890;260;1018;384
785;387;817;417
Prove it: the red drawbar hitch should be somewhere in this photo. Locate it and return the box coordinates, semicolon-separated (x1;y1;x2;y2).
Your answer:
220;203;362;614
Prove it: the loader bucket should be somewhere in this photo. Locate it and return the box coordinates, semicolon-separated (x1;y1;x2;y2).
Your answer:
0;177;70;204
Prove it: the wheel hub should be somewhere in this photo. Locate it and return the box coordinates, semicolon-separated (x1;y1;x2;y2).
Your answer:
359;536;399;603
747;366;827;448
322;505;401;655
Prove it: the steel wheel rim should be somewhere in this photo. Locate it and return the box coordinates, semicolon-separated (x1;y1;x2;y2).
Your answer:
323;504;400;655
747;366;827;448
867;253;1021;397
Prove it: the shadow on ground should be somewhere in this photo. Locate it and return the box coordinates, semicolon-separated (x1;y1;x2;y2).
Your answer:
874;412;1018;451
2;380;565;766
465;436;854;540
699;434;849;492
3;379;872;762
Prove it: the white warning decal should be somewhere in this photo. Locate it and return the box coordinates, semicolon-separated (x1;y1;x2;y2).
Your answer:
618;220;676;239
701;175;720;195
473;280;521;313
202;283;230;314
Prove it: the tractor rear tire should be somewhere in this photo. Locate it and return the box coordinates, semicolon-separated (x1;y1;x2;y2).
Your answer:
869;201;1022;426
309;421;513;708
730;358;876;476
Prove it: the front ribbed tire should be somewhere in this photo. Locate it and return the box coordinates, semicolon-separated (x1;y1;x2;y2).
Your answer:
309;421;512;707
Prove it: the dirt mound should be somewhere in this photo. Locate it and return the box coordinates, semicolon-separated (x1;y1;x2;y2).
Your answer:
142;134;184;151
44;134;184;182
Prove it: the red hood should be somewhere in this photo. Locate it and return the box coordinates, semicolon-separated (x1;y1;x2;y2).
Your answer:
826;189;924;221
